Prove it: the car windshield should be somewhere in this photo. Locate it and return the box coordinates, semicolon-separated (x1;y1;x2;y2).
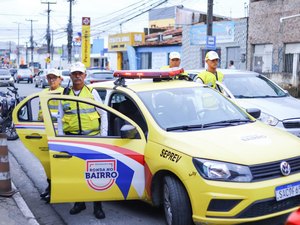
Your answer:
0;69;10;76
139;87;252;130
223;74;287;98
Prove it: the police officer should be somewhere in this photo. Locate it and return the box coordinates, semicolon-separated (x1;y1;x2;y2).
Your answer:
57;62;108;219
196;51;224;89
38;68;64;203
161;52;189;80
38;68;64;121
161;51;181;69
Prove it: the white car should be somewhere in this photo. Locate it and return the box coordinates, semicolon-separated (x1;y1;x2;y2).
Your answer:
60;69;71;88
188;69;300;137
0;68;14;86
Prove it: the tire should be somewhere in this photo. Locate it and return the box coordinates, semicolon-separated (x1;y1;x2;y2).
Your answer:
1;120;18;141
163;176;193;225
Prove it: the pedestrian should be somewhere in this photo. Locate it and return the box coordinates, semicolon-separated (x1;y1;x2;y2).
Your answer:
195;51;224;89
228;60;236;69
57;62;107;219
161;51;181;69
38;68;64;203
160;52;189;80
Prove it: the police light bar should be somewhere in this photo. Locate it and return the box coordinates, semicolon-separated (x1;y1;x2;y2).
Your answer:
113;68;184;79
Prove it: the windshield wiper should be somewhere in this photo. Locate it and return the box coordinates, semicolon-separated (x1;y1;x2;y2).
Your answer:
166;119;252;131
256;95;282;98
166;124;204;131
234;95;255;98
202;119;253;128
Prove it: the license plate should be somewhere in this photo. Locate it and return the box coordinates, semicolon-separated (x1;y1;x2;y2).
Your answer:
275;181;300;201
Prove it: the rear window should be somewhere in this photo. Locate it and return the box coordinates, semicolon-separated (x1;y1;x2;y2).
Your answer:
90;72;113;79
61;70;70;76
0;69;10;75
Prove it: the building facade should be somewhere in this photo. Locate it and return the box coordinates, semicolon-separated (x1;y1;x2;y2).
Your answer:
248;0;300;96
181;18;248;70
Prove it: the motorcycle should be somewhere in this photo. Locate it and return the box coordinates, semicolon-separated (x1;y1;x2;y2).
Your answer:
0;83;25;140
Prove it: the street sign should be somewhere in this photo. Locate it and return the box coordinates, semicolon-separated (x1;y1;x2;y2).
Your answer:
206;36;216;50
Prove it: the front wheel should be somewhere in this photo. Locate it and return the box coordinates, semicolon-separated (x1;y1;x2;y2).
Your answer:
1;120;18;141
163;176;193;225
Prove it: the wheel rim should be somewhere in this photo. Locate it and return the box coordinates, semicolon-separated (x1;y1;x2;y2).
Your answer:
164;184;172;225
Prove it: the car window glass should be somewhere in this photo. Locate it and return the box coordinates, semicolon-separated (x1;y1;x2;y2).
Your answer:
223;75;286;98
50;98;139;138
109;93;147;135
139;87;249;129
17;97;40;121
96;89;107;102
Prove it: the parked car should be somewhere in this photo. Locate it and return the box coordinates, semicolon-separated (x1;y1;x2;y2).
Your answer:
14;68;300;225
86;69;114;84
34;69;48;88
15;68;33;83
187;69;300;138
60;69;71;88
0;68;14;86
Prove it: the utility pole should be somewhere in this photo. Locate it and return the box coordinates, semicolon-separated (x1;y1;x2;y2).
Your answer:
26;19;38;67
42;1;57;68
67;0;74;64
13;22;21;66
207;0;213;36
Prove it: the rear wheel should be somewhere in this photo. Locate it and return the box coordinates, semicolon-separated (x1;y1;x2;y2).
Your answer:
163;176;193;225
1;120;18;141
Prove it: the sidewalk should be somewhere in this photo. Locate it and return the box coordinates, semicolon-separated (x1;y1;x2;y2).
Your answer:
0;182;39;225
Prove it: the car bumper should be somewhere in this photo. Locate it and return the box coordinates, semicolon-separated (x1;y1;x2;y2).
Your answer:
188;174;300;225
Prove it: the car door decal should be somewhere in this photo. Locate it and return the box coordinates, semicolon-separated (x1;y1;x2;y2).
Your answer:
15;123;45;130
48;140;145;199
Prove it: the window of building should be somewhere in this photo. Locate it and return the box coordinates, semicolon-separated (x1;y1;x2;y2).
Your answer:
253;44;273;73
284;54;293;73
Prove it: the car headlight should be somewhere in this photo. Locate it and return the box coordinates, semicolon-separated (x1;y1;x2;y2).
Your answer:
193;158;253;182
259;112;279;126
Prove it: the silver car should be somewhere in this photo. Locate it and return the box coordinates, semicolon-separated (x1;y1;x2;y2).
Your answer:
15;68;33;83
34;69;48;88
188;69;300;137
60;69;71;88
0;68;14;86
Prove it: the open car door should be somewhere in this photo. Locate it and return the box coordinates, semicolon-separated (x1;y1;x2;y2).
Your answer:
13;93;51;179
39;94;146;203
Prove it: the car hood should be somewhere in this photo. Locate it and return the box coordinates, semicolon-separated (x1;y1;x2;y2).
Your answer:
155;122;300;165
234;96;300;120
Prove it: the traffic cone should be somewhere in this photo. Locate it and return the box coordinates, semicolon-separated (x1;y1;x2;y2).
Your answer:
0;133;15;197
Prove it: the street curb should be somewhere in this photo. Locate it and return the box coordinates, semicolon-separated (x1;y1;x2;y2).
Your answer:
12;182;40;225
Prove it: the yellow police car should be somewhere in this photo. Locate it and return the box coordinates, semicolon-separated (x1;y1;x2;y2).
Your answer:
13;68;300;225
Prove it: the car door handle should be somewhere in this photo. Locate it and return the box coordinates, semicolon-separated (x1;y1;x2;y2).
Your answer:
53;152;72;159
25;135;42;139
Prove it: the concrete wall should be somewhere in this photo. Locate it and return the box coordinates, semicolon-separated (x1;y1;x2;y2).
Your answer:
248;0;300;96
181;18;248;70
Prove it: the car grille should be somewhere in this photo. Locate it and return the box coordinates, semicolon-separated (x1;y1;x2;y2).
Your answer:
236;195;300;218
250;156;300;181
283;120;300;128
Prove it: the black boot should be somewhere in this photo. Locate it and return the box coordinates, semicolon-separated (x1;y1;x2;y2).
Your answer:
93;201;105;219
40;179;51;199
69;202;86;215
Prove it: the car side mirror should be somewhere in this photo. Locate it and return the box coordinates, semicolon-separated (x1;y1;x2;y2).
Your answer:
120;124;139;139
246;108;261;119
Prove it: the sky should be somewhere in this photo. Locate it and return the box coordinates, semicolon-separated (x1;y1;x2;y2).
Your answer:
0;0;249;47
